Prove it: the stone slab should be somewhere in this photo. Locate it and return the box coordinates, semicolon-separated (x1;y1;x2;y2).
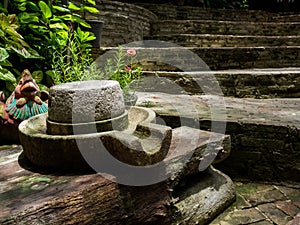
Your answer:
136;92;300;181
152;20;300;36
138;3;297;22
140;68;300;98
146;34;300;47
137;92;300;128
211;182;300;225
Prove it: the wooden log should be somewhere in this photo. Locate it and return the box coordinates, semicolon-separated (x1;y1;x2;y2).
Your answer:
0;126;233;224
0;146;171;224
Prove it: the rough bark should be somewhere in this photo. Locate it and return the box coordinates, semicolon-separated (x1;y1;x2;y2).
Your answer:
0;146;171;225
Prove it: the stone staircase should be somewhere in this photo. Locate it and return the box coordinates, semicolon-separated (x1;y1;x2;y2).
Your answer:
95;1;300;183
142;6;300;70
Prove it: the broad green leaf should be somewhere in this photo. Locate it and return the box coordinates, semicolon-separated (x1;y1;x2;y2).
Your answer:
58;14;72;21
68;2;81;11
17;2;27;11
0;60;12;67
87;0;97;5
72;16;90;27
53;5;70;13
10;46;41;59
39;1;52;19
83;6;99;13
0;29;4;37
0;48;9;62
38;84;49;91
29;24;49;34
0;69;16;83
49;23;67;29
18;12;39;23
28;2;39;11
5;27;23;39
32;70;43;83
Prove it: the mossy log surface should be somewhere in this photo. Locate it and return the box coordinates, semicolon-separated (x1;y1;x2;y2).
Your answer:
0;146;171;225
0;127;232;224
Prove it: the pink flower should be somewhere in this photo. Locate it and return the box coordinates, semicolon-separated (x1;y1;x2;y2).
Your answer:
125;66;131;71
127;49;136;56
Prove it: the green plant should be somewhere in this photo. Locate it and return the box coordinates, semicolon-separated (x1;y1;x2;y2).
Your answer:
0;0;97;87
94;46;143;97
80;46;143;98
0;13;40;97
67;0;99;19
16;0;95;60
50;26;94;84
240;0;249;9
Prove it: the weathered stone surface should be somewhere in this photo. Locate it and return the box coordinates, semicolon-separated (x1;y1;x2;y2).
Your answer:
151;20;300;36
140;68;300;98
211;182;300;225
173;167;235;225
48;80;125;123
146;34;300;47
19;107;159;171
46;110;129;135
137;3;297;22
89;0;157;47
136;92;300;181
258;203;293;224
98;46;300;71
275;200;300;217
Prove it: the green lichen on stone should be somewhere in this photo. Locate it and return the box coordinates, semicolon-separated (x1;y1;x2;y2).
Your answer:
137;100;157;108
235;182;269;195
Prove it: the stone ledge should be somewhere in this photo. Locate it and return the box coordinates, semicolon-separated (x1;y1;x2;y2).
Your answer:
140;68;300;98
136;92;300;182
96;46;300;70
146;34;300;47
137;3;295;22
151;20;300;36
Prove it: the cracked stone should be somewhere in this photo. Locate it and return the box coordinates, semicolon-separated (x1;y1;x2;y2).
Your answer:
258;203;293;225
275;200;300;217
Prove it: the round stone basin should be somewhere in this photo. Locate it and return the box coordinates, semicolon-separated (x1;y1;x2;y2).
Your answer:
19;106;156;172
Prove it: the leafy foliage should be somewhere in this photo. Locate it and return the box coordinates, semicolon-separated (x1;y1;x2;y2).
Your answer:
0;13;40;97
91;46;143;97
0;0;99;97
50;26;94;84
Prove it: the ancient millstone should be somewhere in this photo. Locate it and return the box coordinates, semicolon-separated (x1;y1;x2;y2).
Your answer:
48;80;125;123
16;80;235;224
19;109;172;170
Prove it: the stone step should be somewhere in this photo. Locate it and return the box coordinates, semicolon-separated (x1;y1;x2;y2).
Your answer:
136;92;300;182
146;34;300;47
96;46;300;70
151;20;300;36
139;68;300;98
138;3;298;22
